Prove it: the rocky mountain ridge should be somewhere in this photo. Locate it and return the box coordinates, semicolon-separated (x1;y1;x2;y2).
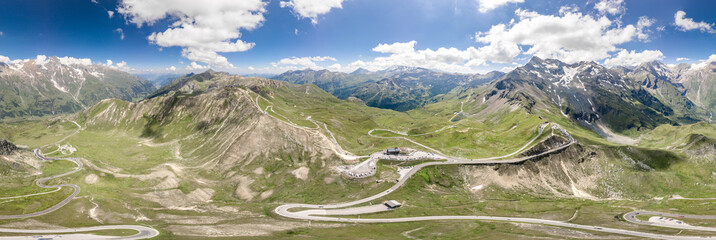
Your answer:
0;56;156;120
471;57;712;136
0;139;18;155
272;66;504;111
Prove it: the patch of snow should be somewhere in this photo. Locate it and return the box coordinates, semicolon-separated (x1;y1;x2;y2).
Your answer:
560;66;581;86
530;70;543;78
577;78;586;90
50;78;68;93
471;185;484;191
89;71;104;78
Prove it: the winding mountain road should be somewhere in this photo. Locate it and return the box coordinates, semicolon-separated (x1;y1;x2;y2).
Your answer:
253;95;716;239
276;123;716;239
625;210;716;232
0;121;159;239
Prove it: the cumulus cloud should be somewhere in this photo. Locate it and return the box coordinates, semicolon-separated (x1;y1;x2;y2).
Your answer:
594;0;625;15
690;54;716;70
346;41;495;73
107;10;114;18
474;9;654;64
99;59;133;71
167;66;177;71
4;55;90;66
280;0;343;24
636;16;656;41
603;49;664;67
115;28;125;40
57;56;93;66
0;55;119;68
327;63;342;71
272;56;337;70
372;41;419;54
476;0;524;13
558;5;579;15
674;10;715;33
117;0;267;68
186;62;209;70
35;55;48;65
676;57;689;62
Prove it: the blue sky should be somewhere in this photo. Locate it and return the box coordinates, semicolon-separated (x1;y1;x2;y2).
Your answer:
0;0;714;74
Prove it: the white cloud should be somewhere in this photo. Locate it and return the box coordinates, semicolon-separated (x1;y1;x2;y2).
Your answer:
500;66;518;72
372;41;419;54
0;31;3;36
58;56;93;66
691;54;716;70
186;62;209;70
1;55;96;66
347;41;494;73
327;63;342;71
115;28;125;40
114;61;132;71
636;16;656;41
294;28;299;35
167;66;177;71
603;49;664;67
117;0;267;68
272;56;337;70
247;66;255;71
594;0;625;15
676;57;689;62
280;0;343;24
107;10;115;18
474;9;653;64
674;10;715;33
105;59;113;66
558;5;579;15
35;55;48;65
476;0;524;13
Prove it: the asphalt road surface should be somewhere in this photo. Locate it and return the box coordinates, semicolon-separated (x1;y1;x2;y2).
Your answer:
625;210;716;232
0;225;160;240
0;121;160;239
276;123;716;239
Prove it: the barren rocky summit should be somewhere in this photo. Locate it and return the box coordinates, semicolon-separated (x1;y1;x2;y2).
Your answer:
0;139;18;155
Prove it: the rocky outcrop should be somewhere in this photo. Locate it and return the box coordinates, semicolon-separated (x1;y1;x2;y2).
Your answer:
0;139;18;155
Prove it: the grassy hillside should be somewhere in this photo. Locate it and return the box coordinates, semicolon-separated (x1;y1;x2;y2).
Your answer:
1;73;716;239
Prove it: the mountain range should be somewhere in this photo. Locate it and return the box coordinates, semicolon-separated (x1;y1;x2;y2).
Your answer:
273;58;716;136
272;66;504;111
3;56;716;239
0;56;155;120
1;55;715;138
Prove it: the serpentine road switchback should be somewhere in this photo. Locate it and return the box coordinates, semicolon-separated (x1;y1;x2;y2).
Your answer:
3;116;716;239
0;121;159;240
276;123;716;240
